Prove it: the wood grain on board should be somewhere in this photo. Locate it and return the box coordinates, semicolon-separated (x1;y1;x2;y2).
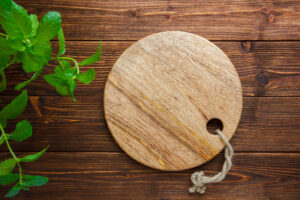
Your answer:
15;0;300;40
104;31;243;170
2;41;300;97
0;152;299;200
0;96;299;153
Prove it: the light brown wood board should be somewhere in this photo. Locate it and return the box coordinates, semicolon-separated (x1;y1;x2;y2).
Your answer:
104;31;243;171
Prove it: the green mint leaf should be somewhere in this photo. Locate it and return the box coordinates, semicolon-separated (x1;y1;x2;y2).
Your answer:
0;15;23;39
20;146;49;163
10;1;31;38
60;60;71;70
21;41;51;73
80;41;102;66
19;40;51;73
6;39;25;52
68;80;77;102
0;119;7;128
0;159;16;176
57;83;71;96
15;70;42;91
0;89;28;120
33;41;52;61
0;1;31;39
0;2;22;39
22;187;30;191
55;65;73;81
0;134;4;146
54;66;66;79
15;52;22;63
0;0;12;11
57;27;65;56
0;53;11;69
46;70;77;100
22;49;44;73
0;41;11;70
36;11;61;42
0;70;6;93
59;61;74;78
55;60;74;79
22;175;48;187
64;68;74;78
29;14;39;37
5;182;23;198
0;53;10;71
0;174;19;186
15;80;29;91
77;68;95;84
7;120;32;142
0;38;25;56
44;74;69;95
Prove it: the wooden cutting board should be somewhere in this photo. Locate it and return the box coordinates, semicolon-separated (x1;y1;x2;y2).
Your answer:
104;31;243;171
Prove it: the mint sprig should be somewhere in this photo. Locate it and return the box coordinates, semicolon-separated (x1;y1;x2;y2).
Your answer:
0;0;102;197
0;90;48;198
0;0;101;100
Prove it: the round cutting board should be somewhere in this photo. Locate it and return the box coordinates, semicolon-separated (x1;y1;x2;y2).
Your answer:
104;31;243;171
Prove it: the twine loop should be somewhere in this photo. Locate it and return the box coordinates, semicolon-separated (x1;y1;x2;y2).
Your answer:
189;129;234;194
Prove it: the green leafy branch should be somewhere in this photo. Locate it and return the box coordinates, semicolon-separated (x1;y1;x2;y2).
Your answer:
0;0;102;197
0;90;48;197
0;0;102;101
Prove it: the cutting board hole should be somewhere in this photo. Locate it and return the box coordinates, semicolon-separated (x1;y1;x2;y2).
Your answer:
206;118;223;135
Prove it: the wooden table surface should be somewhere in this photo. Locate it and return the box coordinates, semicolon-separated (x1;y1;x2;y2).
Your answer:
1;0;300;199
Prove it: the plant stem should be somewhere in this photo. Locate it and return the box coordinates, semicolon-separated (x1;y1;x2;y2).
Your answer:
0;134;3;144
4;56;16;71
54;56;80;74
15;70;42;91
0;32;8;38
0;70;6;92
0;124;23;183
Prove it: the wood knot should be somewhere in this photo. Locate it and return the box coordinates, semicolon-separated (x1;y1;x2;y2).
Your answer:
29;96;43;118
131;8;141;18
241;42;254;53
261;7;276;23
267;12;275;23
255;71;269;87
164;14;172;20
166;6;173;11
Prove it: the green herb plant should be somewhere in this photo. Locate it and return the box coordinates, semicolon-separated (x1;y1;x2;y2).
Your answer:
0;0;102;197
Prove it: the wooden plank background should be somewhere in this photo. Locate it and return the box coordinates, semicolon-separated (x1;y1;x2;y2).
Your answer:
1;0;300;199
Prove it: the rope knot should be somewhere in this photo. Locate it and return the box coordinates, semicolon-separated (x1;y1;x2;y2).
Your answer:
189;129;234;195
189;171;207;194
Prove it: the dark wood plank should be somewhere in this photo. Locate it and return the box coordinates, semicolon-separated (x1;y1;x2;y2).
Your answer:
0;152;299;200
0;1;297;200
3;41;300;97
0;96;299;152
15;0;300;40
